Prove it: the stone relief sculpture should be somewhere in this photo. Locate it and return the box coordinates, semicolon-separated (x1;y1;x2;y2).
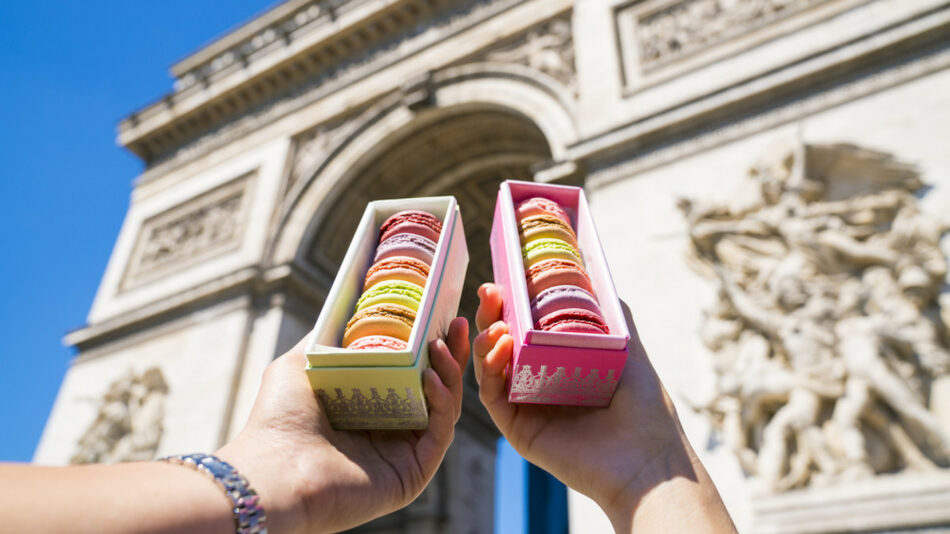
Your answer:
71;367;169;464
680;141;950;492
288;114;361;193
123;176;249;289
636;0;826;68
485;16;576;93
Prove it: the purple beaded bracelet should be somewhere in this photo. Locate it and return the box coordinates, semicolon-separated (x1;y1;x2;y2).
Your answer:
160;453;267;534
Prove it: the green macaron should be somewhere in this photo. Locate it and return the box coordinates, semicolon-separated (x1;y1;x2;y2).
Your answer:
522;237;583;269
356;280;425;313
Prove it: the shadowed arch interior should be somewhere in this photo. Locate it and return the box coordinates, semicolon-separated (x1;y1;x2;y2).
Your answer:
306;109;552;322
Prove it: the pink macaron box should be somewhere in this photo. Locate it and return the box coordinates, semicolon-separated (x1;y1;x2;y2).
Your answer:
305;196;468;429
489;180;630;407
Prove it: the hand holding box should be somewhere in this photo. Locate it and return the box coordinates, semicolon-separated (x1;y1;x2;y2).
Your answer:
306;197;468;429
489;180;629;407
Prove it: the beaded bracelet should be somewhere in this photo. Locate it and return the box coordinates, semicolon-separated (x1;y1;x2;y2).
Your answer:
160;453;268;534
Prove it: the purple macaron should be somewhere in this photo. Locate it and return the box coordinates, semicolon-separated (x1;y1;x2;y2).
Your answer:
530;285;605;327
374;233;438;265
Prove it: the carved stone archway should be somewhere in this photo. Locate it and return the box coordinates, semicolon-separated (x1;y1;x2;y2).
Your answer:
268;65;579;270
305;109;551;316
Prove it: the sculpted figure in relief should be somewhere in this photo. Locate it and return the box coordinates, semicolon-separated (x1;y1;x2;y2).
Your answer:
485;17;575;92
72;367;169;464
681;141;950;492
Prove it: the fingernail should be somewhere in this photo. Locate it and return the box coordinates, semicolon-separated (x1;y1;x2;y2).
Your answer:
490;321;507;335
478;283;491;298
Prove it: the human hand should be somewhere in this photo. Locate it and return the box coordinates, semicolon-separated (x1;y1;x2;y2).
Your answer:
217;317;470;534
473;284;734;532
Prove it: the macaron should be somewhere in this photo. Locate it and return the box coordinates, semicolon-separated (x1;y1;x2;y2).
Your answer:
374;233;438;265
519;214;578;248
346;335;408;351
522;237;583;269
515;197;572;226
363;256;430;291
379;210;443;243
525;258;593;300
342;303;416;346
530;285;603;324
356;280;425;313
537;308;610;334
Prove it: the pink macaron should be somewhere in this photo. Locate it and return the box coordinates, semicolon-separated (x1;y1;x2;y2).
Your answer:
525;259;594;300
346;335;409;351
379;210;443;243
530;285;604;326
374;233;438;265
515;197;572;226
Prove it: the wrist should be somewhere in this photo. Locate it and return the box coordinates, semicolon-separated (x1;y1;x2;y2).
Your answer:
598;444;735;533
215;437;309;534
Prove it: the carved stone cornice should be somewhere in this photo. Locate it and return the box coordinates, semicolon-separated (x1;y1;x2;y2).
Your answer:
119;0;527;168
66;262;328;354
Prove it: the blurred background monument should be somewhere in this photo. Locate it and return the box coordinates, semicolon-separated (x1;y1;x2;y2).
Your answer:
35;0;950;531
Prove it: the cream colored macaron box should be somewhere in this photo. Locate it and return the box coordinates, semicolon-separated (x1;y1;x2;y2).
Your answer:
305;196;468;429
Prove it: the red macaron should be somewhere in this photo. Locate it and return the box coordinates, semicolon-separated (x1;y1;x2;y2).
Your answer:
536;307;609;334
379;210;443;243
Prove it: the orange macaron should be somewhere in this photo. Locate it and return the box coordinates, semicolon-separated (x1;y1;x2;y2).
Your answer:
342;304;416;346
519;214;579;249
362;256;430;291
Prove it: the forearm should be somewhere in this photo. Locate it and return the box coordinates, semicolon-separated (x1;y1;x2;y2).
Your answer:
601;439;736;533
0;461;234;534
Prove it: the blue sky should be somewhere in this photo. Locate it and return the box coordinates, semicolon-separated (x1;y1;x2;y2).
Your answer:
0;2;527;530
0;0;277;465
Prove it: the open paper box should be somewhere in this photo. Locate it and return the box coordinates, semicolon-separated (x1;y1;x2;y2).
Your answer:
305;196;468;429
489;180;629;407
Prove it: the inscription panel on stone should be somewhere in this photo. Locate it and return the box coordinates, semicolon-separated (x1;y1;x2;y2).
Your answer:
121;173;254;290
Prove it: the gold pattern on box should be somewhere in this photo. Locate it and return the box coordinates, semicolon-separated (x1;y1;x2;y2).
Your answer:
316;387;427;429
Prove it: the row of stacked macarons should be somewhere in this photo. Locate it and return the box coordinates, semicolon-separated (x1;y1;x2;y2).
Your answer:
341;210;443;351
516;197;610;335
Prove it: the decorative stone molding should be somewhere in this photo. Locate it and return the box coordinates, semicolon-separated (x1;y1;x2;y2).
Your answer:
625;0;829;71
752;472;950;533
71;367;168;464
124;0;526;168
122;173;253;290
483;14;576;93
681;141;950;493
172;0;347;92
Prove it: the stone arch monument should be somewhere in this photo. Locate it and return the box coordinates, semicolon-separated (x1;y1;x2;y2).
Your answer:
37;0;950;532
